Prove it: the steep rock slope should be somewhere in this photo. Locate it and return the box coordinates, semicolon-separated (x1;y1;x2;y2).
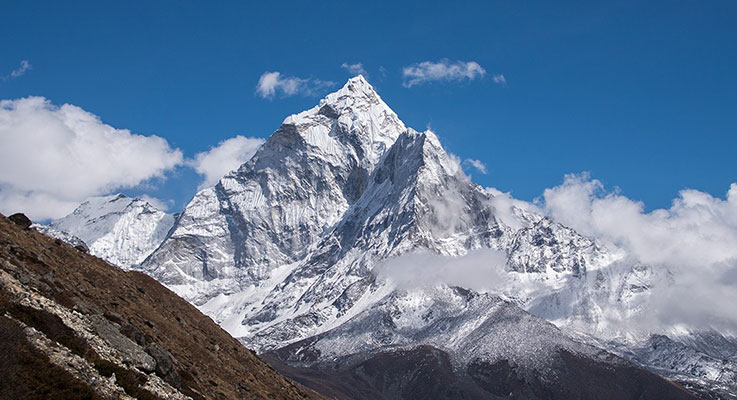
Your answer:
0;213;323;400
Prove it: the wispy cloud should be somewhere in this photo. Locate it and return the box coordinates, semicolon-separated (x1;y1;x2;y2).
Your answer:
2;60;32;81
255;71;335;99
492;74;507;85
139;195;174;211
402;59;486;87
374;249;509;292
189;135;265;189
463;158;488;174
341;62;367;76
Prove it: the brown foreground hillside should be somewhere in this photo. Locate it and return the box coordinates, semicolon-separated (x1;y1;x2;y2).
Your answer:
0;213;325;400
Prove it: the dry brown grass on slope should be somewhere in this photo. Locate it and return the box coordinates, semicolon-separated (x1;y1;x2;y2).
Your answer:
0;213;327;400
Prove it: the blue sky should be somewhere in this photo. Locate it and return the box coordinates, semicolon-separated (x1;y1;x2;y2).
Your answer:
1;1;736;218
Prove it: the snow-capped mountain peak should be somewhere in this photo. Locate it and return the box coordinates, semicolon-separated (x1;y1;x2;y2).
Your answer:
48;193;174;267
278;75;405;168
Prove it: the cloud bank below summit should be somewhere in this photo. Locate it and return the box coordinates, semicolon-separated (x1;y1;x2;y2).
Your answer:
540;173;737;331
542;173;737;269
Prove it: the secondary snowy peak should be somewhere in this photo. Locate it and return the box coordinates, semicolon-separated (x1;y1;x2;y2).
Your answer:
49;194;174;268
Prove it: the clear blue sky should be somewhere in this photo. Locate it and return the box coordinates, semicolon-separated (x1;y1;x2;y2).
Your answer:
2;1;736;212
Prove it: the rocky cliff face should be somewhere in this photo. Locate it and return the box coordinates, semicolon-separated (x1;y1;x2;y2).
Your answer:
143;76;406;297
0;213;323;400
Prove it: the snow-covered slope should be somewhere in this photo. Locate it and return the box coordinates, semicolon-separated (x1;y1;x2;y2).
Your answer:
32;223;89;251
267;287;697;399
48;194;175;268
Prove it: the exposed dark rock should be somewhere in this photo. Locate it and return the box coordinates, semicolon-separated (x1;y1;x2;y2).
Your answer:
145;342;181;388
8;213;32;229
74;243;90;253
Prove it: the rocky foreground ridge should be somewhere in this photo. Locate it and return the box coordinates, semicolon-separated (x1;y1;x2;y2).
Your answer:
0;213;323;400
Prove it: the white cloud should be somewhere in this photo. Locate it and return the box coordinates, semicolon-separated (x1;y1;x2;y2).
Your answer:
402;59;486;87
190;135;264;189
463;158;487;174
139;194;174;211
541;173;737;330
341;62;367;76
492;74;506;85
0;97;183;220
374;249;509;292
255;71;335;99
486;187;543;231
2;60;31;81
542;173;737;268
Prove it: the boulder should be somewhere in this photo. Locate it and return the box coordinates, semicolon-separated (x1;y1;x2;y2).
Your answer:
8;213;32;229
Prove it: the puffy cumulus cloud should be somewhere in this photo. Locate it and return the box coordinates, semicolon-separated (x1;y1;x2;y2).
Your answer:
190;135;264;189
373;249;509;292
542;173;737;268
341;62;367;76
0;97;183;220
402;59;486;87
255;71;335;99
463;158;487;174
647;258;737;332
